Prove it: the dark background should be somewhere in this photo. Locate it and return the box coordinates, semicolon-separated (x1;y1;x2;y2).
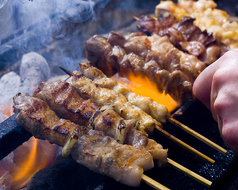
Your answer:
214;0;238;16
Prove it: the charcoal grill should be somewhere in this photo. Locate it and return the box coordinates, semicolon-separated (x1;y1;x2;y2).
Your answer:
0;0;238;189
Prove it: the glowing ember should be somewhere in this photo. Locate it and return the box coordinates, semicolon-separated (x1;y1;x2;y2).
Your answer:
0;137;59;190
12;138;59;189
11;138;40;188
0;68;178;189
112;73;179;112
0;107;60;190
0;104;14;122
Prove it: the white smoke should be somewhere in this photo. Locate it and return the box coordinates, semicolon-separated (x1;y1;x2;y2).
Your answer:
0;72;20;122
0;0;114;122
0;0;8;9
0;0;97;41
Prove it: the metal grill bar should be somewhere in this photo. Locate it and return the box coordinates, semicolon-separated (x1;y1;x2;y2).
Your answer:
0;114;32;160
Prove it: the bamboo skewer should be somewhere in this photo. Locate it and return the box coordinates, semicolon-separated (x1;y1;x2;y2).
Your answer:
155;125;215;164
167;158;212;187
142;174;171;190
143;158;213;189
168;117;227;154
62;131;170;190
149;15;158;20
134;15;157;21
133;16;227;155
61;67;213;188
61;67;215;163
60;15;218;189
133;16;140;21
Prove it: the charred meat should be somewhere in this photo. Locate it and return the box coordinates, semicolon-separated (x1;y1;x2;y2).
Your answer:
66;70;157;134
13;93;154;187
85;32;205;102
34;80;168;166
136;15;228;65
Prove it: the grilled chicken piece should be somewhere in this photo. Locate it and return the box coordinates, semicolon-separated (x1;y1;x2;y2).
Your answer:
136;15;227;65
85;31;205;102
34;80;131;144
173;16;215;44
123;35;151;60
110;45;127;69
85;35;117;77
13;93;86;146
119;53;145;77
80;62;170;124
34;80;168;165
13;93;154;187
71;130;154;187
108;31;205;79
154;69;171;93
148;35;205;83
34;80;99;127
155;0;238;49
167;71;193;101
145;50;173;72
66;71;157;134
201;45;222;65
136;15;177;36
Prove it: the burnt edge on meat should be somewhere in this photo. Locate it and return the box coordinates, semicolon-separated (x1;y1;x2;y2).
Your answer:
13;92;155;187
85;32;202;103
84;15;229;104
136;15;229;65
33;79;168;166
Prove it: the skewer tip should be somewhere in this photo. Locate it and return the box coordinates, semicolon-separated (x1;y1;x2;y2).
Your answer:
141;174;170;190
167;158;212;187
133;16;140;21
149;15;158;20
167;117;227;154
60;67;74;76
155;125;215;164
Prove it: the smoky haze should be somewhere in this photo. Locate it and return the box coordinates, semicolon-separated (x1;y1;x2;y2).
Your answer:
0;0;113;123
0;0;97;41
0;0;115;76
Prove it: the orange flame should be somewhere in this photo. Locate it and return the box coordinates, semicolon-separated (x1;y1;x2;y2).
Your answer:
0;70;178;189
10;137;59;189
12;137;39;187
0;105;59;190
1;104;14;122
113;73;179;112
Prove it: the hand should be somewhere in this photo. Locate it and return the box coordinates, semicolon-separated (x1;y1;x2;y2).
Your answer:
193;49;238;155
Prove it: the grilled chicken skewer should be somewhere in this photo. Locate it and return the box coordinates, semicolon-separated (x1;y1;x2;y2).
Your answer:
85;32;206;102
79;62;170;123
13;91;212;188
62;67;217;163
155;0;238;50
79;62;227;154
33;80;168;166
134;15;228;65
65;69;157;134
13;93;155;187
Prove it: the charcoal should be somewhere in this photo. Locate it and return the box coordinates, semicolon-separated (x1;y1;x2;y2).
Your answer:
0;72;20;122
0;72;20;103
19;52;50;95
